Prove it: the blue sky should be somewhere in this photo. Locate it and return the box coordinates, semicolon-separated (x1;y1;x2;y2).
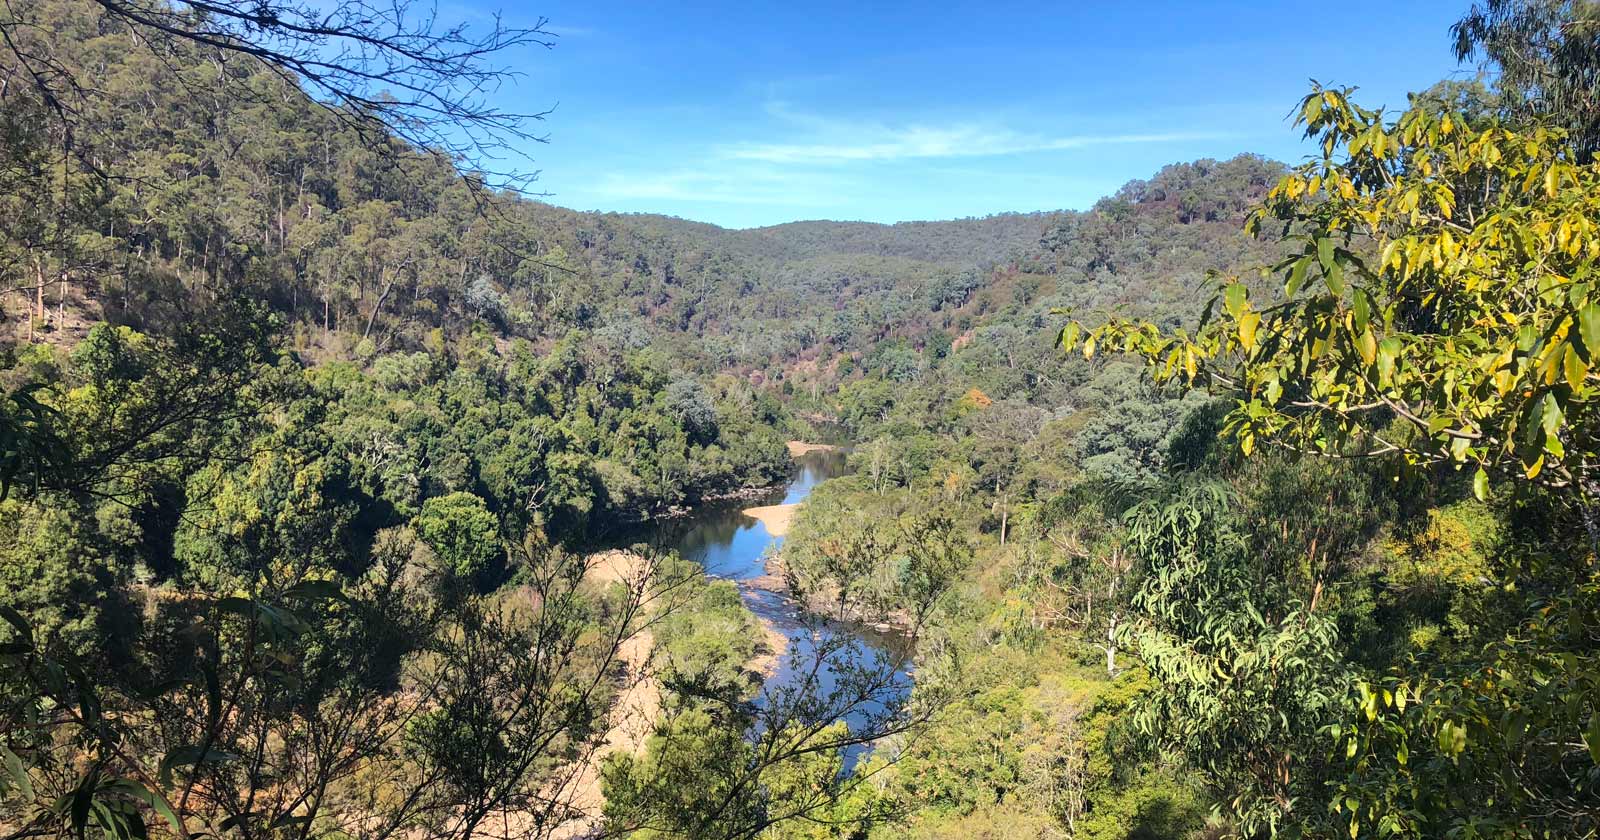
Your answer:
478;1;1475;228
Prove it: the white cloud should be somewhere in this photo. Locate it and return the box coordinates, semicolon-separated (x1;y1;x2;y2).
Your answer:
579;105;1232;211
724;122;1224;165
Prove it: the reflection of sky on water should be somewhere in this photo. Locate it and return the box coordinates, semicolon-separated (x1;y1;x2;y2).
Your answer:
778;454;833;504
671;505;777;579
665;452;840;578
638;449;913;768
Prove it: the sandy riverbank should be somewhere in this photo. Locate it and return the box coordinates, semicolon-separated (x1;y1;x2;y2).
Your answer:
741;502;798;537
550;546;797;834
786;440;840;457
743;441;838;537
553;445;836;830
585;551;663;751
547;551;662;835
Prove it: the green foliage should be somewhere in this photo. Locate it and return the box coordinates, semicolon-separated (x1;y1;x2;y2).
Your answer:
21;1;1600;836
0;497;126;652
1070;672;1210;840
0;385;64;501
1067;362;1206;483
1068;79;1600;838
1;526;652;839
1066;85;1600;498
414;491;502;584
783;480;974;623
1329;570;1600;838
602;708;765;837
1117;479;1347;835
654;569;763;708
1454;0;1600;160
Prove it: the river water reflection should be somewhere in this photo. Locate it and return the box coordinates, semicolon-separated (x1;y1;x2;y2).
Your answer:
604;448;912;763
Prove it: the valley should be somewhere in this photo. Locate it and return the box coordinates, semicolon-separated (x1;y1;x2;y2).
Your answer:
2;1;1599;839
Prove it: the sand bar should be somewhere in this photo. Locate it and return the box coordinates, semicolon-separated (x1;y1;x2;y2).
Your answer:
742;502;798;537
746;616;790;678
786;440;839;457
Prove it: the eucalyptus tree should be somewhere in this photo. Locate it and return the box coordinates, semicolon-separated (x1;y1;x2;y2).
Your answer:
1115;479;1348;835
1454;0;1600;161
0;0;554;191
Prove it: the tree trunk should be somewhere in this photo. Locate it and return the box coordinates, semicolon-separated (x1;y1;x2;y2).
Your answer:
998;486;1011;547
996;479;1008;545
362;270;400;342
1104;616;1118;675
32;255;44;341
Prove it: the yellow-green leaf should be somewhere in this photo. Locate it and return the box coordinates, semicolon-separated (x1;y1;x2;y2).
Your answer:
1377;337;1400;386
1225;283;1247;319
1326;261;1346;296
1565;343;1588;391
1239;310;1260;351
1438;721;1467;756
1539;391;1562;438
1356;328;1377;365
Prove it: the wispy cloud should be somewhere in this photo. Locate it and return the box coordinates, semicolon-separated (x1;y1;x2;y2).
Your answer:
724;122;1226;165
577;104;1233;212
704;102;1234;164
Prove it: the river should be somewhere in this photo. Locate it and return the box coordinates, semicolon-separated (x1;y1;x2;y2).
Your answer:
608;448;912;764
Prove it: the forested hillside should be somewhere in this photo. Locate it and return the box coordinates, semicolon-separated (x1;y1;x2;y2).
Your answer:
3;0;1599;839
0;0;1276;390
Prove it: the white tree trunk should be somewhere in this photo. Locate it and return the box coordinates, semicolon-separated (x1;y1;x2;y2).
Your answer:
1103;615;1118;675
